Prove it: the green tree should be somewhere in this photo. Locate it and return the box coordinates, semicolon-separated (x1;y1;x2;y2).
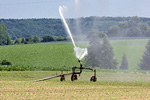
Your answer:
21;37;26;44
139;40;150;70
85;30;102;67
25;36;33;44
118;22;128;37
42;35;55;42
55;36;67;41
139;23;150;37
101;35;118;69
128;16;139;28
33;35;40;43
107;26;119;37
118;22;128;29
120;54;128;70
127;16;142;37
0;24;12;45
6;37;12;45
14;38;22;44
85;31;117;69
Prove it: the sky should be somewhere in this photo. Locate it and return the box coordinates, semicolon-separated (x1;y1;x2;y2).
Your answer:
0;0;150;19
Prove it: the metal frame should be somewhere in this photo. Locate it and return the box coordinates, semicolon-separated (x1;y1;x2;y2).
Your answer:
35;60;97;82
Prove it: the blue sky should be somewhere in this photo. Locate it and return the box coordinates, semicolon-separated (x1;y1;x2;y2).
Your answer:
0;0;150;19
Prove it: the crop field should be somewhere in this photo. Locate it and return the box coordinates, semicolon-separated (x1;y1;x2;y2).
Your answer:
0;39;150;99
0;71;150;100
0;39;149;71
0;42;79;69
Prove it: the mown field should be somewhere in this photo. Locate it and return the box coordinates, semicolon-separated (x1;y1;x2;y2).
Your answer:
0;39;149;71
0;71;150;99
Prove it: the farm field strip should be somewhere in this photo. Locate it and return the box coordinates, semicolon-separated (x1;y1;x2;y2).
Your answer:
0;80;150;100
0;39;149;71
0;71;150;99
1;71;150;81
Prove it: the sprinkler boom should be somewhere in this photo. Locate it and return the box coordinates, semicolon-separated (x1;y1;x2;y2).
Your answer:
35;60;97;82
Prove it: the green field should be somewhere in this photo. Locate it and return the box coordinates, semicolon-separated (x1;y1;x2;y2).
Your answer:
0;39;149;71
0;42;79;70
112;39;148;70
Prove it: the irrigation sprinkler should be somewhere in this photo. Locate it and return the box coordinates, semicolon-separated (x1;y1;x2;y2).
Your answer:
35;60;97;82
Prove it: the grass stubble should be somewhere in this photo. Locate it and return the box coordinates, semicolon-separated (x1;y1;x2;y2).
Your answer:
0;71;150;100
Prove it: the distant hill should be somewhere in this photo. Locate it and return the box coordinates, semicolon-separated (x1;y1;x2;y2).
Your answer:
0;18;65;39
1;17;150;40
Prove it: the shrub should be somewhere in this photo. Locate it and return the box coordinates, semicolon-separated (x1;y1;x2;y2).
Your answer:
1;59;12;65
139;40;150;70
120;54;128;70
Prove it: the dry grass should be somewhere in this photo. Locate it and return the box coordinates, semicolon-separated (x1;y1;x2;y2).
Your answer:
0;80;150;100
0;71;150;100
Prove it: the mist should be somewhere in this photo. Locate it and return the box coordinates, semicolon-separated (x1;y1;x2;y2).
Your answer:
58;0;150;83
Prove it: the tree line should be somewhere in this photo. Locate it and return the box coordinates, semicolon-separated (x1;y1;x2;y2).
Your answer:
0;18;66;39
0;24;68;45
107;16;150;37
1;16;150;40
14;35;68;44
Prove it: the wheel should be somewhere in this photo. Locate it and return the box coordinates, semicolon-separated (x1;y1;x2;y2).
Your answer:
71;74;78;81
90;76;97;82
60;75;65;81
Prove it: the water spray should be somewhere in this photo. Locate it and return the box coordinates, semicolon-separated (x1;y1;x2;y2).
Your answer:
59;6;88;60
74;47;88;60
59;6;76;48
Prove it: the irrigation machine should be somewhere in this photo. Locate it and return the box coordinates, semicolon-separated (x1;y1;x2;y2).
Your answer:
35;59;97;82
